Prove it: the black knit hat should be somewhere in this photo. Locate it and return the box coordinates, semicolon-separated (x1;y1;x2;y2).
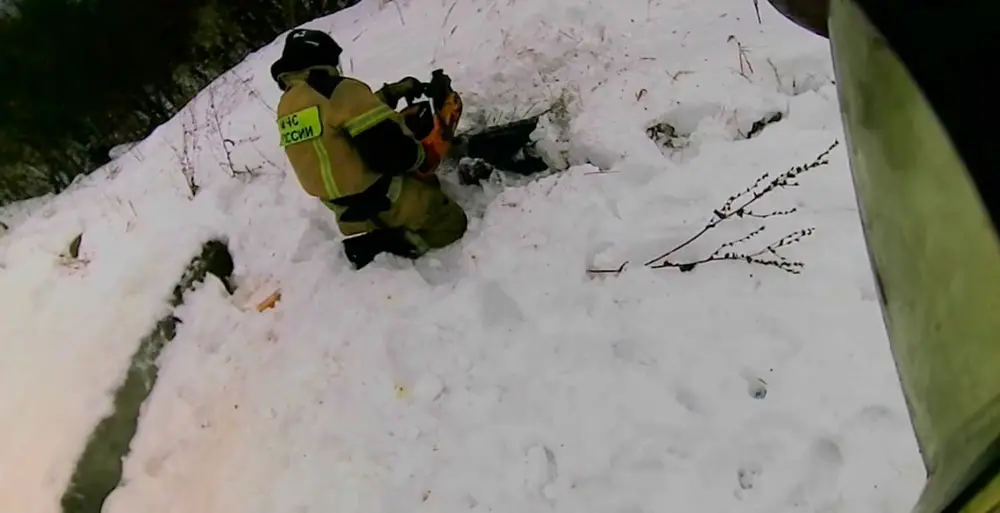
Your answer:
270;29;343;87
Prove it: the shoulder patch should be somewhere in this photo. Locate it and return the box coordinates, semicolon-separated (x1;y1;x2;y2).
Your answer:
278;106;323;147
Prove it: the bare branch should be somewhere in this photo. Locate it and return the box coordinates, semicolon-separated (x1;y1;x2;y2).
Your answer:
740;206;797;219
180;110;199;196
442;0;459;29
644;140;836;267
587;261;630;275
728;35;755;79
206;82;263;179
643;223;714;266
168;108;199;197
382;0;405;25
766;58;782;89
592;141;838;277
649;228;815;274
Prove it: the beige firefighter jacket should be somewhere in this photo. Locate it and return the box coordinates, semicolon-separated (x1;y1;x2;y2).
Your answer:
275;66;466;248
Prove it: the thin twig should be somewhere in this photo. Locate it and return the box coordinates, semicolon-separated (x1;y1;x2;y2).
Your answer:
643;224;713;266
666;69;694;82
584;141;840;277
441;0;459;29
392;0;405;25
587;142;839;276
588;261;629;275
766;58;782;89
644;140;837;267
649;228;815;274
207;82;263;178
741;207;797;219
728;35;755;79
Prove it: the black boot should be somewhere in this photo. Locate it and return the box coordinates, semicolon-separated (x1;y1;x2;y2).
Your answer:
343;228;420;269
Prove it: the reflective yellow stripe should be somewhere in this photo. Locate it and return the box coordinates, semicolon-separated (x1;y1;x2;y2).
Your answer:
321;175;403;229
311;139;339;199
413;143;426;172
961;472;1000;513
343;104;395;137
309;126;406;230
403;230;430;255
387;176;402;202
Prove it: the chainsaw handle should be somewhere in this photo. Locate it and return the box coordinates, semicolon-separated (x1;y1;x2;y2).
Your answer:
425;70;453;112
402;88;424;107
406;78;435;106
398;70;452;108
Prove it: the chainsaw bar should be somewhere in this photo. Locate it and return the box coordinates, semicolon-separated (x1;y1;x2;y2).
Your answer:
451;116;548;175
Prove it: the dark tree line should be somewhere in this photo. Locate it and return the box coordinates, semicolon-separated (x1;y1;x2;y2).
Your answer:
0;0;358;204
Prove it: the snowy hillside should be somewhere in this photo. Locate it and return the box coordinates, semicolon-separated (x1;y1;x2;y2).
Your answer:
0;0;925;512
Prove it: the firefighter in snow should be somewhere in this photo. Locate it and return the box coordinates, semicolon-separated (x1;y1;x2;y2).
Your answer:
270;28;467;268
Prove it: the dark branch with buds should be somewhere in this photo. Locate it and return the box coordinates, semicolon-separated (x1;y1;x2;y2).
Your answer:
589;140;838;276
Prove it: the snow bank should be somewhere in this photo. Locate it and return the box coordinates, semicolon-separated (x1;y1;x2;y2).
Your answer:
1;0;924;512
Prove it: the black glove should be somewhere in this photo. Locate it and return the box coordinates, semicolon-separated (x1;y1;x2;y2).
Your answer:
378;77;426;109
424;69;453;111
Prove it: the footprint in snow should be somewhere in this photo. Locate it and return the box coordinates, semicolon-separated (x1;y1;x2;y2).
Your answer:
646;120;697;163
739;369;769;400
747;376;768;400
785;437;845;509
674;386;704;414
853;404;897;427
737;461;763;491
480;280;524;327
523;444;559;495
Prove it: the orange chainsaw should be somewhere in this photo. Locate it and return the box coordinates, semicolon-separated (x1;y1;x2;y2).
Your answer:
399;69;463;181
399;69;548;183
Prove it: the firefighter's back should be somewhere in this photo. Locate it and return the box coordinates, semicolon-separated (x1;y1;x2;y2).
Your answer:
276;82;330;200
278;76;396;202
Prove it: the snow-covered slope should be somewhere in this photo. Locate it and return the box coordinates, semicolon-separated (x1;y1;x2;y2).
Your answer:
0;0;925;512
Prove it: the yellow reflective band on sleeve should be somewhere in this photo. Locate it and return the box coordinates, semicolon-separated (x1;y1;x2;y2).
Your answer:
317;172;404;232
311;139;340;199
960;471;1000;513
322;200;343;214
414;143;426;171
343;104;395;137
279;106;323;147
403;230;430;256
387;175;402;202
